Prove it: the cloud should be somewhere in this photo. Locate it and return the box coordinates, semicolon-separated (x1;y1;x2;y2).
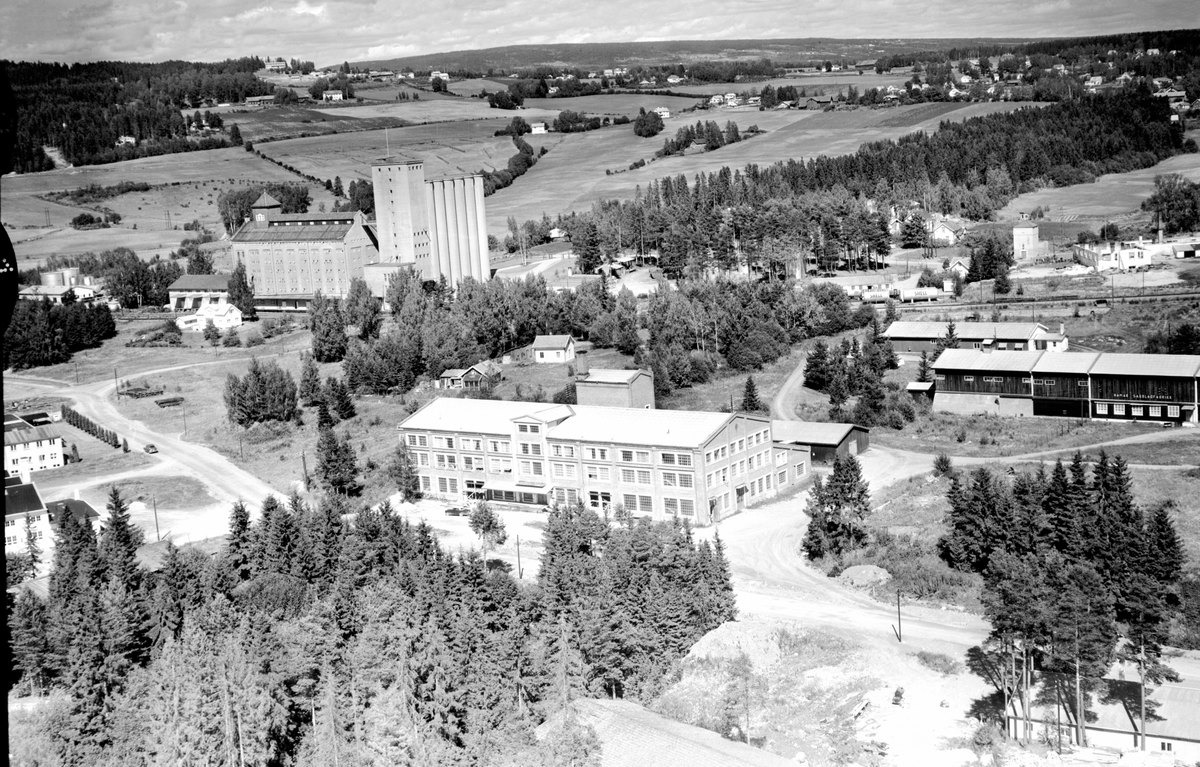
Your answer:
0;0;1195;65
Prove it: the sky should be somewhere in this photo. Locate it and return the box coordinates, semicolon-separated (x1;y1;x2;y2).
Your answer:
0;0;1195;65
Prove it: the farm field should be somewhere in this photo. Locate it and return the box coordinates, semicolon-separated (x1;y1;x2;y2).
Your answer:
222;105;411;142
996;150;1200;222
256;121;558;185
520;93;707;117
665;71;914;96
319;99;566;124
486;101;1033;231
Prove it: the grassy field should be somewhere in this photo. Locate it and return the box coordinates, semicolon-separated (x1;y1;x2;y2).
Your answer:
521;93;706;117
318;99;567;124
666;71;913;96
997;151;1200;222
485;101;1032;232
660;348;804;414
490;347;635;401
256;121;557;185
29;420;158;481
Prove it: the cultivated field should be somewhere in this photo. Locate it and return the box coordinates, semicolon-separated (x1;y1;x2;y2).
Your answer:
665;71;914;96
520;93;707;117
486;101;1034;231
223;105;411;143
3;146;338;265
997;150;1200;222
319;99;567;124
256;121;558;185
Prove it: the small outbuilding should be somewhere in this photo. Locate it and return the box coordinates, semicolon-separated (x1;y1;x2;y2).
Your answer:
771;420;870;464
439;361;502;391
532;335;576;363
575;368;655;409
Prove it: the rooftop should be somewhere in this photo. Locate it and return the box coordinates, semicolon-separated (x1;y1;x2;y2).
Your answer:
772;420;861;446
1088;352;1200;378
46;498;100;527
19;285;95;296
532;334;575;350
168;274;230;292
579;369;646;385
1030;352;1101;374
5;480;45;516
885;321;1050;341
4;423;62;447
231;222;355;243
933;349;1047;372
401;398;744;449
251;192;281;208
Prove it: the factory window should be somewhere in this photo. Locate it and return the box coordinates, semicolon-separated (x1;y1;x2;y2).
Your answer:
1113;403;1125;416
778;470;787;486
1096;402;1108;414
1078;381;1088;387
1150;407;1161;418
1168;406;1180;418
963;376;974;382
1131;406;1143;417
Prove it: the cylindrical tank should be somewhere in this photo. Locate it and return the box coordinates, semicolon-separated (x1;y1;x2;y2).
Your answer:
41;270;65;286
61;267;80;285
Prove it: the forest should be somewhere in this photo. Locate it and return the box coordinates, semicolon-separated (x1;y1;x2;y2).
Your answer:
509;91;1190;277
2;57;273;172
2;299;118;370
6;486;737;766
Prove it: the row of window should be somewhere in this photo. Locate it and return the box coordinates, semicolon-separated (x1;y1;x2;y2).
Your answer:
406;433;695;466
703;430;769;464
1095;403;1179;418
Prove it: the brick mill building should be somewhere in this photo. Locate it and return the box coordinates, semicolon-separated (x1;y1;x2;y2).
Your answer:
397;398;812;525
932;349;1200;423
230;159;490;311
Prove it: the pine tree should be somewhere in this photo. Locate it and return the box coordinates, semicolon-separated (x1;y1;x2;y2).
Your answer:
310;292;348;363
99;485;141;591
317;398;335;429
884;299;900;326
229;123;243;145
10;591;53;694
852;368;886;427
316;428;358;494
933;321;960;361
741;376;762;412
804;340;830;391
826;356;849;421
325;376;356;420
226;500;253;581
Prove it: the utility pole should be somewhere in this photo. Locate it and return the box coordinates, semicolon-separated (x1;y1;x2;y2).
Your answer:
182;407;187;437
113;368;119;401
516;535;523;579
891;590;902;642
153;496;161;541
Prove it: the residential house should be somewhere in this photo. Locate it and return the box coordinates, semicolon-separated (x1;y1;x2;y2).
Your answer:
4;414;66;482
322;91;344;102
246;95;276;107
175;302;244;332
946;258;971;278
167;273;230;311
531;335;576;363
709;94;724;106
653;106;671;119
804;95;834;110
438;361;502;391
548;86;560;95
927;219;963;246
1085;75;1103;89
530;122;548;134
724;93;738;106
396;398;811;525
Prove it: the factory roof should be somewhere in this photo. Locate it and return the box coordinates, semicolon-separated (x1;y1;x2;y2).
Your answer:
884;321;1049;341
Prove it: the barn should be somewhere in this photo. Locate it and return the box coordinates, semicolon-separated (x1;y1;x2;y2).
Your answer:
1088;353;1200;424
772;421;870;464
931;349;1043;417
883;322;1068;355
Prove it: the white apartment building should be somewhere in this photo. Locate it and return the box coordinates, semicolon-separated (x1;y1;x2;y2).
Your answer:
398;398;811;526
1073;240;1152;272
4;415;66;482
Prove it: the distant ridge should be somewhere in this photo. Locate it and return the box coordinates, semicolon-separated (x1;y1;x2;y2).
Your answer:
342;37;1036;72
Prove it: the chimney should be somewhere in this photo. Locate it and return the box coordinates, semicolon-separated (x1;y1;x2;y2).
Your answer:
1059;322;1065;336
576;351;589;376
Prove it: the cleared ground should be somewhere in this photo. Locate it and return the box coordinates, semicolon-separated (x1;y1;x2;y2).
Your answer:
225;105;411;143
997;150;1200;222
486;102;1034;231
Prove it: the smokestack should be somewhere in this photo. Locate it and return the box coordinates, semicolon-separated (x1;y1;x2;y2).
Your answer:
576;351;589;376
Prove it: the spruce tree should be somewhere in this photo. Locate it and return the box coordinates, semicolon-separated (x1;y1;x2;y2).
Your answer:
309;292;348;363
10;591;53;694
388;443;421;502
99;485;141;591
917;350;932;383
226;500;253;581
317;398;335;430
326;376;356;420
804;340;830;391
741;376;762;412
299;352;321;405
933;321;960;362
316;427;358;495
227;260;257;321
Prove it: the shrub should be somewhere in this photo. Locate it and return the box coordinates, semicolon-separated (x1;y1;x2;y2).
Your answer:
916;651;962;676
246;332;264;347
222;330;242;347
933;453;954;477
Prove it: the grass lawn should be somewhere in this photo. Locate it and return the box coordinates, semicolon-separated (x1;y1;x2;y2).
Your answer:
490;347;634;402
32;421;158;485
74;475;220;513
28;322;311;386
660;348;804;414
1131;467;1200;565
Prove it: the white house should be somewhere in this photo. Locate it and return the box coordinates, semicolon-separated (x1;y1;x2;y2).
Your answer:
4;477;51;554
928;219;963;246
1073;241;1152;272
322;91;344;102
709;95;724;106
18;285;97;304
530;122;548;135
176;303;244;332
531;334;576;363
4;415;66;482
168;274;230;311
653;106;671;119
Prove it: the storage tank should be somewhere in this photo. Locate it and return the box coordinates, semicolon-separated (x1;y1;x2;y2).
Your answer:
900;287;941;303
61;267;81;285
41;270;65;287
861;289;891;303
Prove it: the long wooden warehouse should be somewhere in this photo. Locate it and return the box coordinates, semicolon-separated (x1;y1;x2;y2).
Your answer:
932;349;1200;425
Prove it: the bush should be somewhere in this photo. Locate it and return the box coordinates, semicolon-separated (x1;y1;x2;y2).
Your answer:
222;330;242;347
933;453;954;477
915;651;963;676
246;332;264;347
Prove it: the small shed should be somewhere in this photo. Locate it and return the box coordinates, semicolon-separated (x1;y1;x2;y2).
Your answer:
531;335;576;363
771;420;870;464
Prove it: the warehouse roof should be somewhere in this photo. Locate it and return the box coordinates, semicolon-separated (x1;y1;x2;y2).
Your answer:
885;321;1049;341
932;349;1047;372
1088;353;1200;378
168;274;230;292
4;480;45;516
1031;352;1101;374
231;222;354;242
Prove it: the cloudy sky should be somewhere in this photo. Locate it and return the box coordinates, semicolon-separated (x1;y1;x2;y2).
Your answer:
0;0;1194;65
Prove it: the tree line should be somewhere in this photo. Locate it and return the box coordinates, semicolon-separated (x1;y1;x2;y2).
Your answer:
3;299;117;370
60;405;123;450
7;482;736;765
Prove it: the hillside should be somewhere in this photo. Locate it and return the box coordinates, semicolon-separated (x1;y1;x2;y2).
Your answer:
348;37;1034;72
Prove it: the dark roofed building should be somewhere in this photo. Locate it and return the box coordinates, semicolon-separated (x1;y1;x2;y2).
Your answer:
772;420;869;464
884;321;1068;354
4;478;50;554
167;273;232;311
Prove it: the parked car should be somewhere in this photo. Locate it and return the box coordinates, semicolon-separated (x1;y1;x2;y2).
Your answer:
143;444;158;454
444;506;469;516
